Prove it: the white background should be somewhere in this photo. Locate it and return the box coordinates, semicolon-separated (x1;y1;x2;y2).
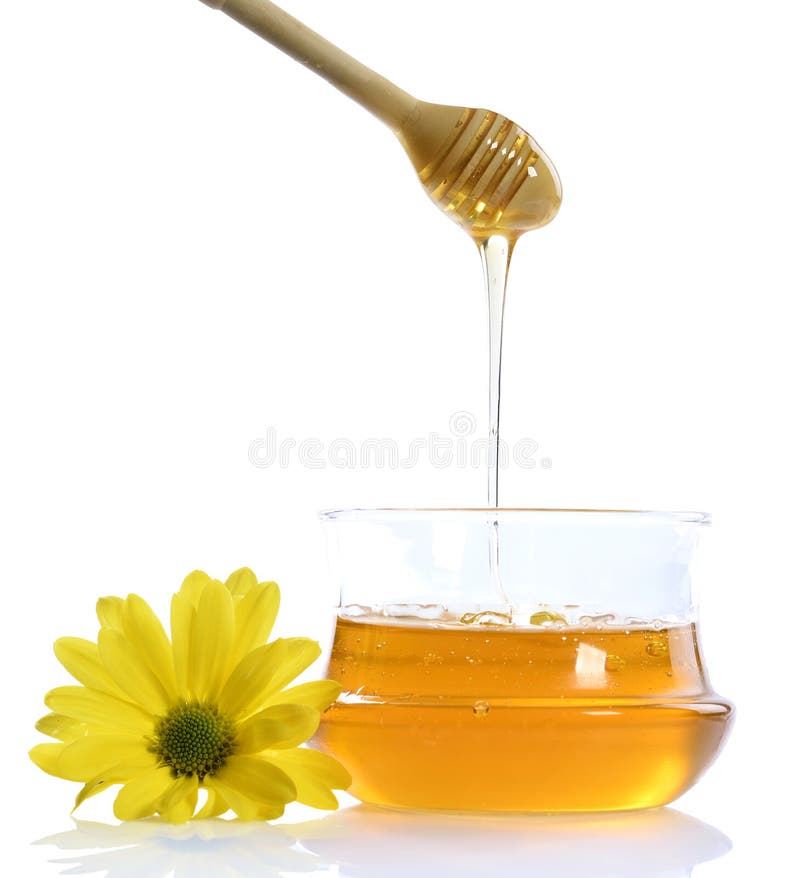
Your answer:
1;1;798;874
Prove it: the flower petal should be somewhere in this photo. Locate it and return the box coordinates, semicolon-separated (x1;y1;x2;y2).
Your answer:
190;580;234;701
96;596;125;631
98;628;171;715
30;743;65;777
225;567;258;598
45;686;153;735
263;748;351;810
260;638;322;701
212;755;296;814
229;581;280;672
236;704;320;753
71;751;159;814
204;776;264;821
114;768;175;821
171;592;195;698
73;777;111;812
252;802;288;820
56;734;152;782
218;755;297;803
159;774;199;823
35;713;88;742
53;638;128;698
71;755;164;815
262;680;341;713
193;787;229;820
217;640;288;720
178;570;217;606
122;595;178;700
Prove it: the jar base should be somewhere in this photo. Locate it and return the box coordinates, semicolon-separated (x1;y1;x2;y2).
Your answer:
317;697;734;813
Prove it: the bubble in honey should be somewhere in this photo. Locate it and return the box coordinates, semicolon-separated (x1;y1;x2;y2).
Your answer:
423;652;441;666
473;700;490;718
605;654;626;672
529;611;567;627
647;641;668;658
460;610;512;627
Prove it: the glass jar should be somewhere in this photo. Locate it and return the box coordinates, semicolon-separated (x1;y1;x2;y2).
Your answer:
315;508;734;812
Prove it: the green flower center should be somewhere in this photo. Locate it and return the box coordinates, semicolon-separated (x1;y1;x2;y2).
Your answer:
151;702;235;781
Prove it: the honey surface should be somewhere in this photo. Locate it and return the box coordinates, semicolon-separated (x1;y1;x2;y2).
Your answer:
317;615;733;811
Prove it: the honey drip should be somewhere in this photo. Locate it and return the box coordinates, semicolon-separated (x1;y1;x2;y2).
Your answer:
200;0;562;517
196;0;732;815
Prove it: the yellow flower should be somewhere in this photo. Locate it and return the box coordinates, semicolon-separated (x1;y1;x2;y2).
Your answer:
30;568;350;822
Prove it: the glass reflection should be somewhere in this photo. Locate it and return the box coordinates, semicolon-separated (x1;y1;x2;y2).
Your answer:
36;804;731;878
298;806;731;878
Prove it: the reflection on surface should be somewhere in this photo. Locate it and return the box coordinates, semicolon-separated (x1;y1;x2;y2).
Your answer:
299;807;731;878
36;818;320;877
36;804;731;878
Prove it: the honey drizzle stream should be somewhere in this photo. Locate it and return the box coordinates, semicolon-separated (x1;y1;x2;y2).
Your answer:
479;234;515;509
478;233;516;611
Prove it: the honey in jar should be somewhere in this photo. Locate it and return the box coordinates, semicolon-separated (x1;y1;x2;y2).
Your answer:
316;611;733;811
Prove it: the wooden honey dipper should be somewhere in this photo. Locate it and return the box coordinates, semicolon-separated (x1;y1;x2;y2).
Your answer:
198;0;562;242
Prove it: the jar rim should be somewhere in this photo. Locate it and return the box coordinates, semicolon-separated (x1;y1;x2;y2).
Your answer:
319;507;710;525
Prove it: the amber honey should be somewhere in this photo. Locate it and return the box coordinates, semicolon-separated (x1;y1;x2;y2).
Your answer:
316;614;734;812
